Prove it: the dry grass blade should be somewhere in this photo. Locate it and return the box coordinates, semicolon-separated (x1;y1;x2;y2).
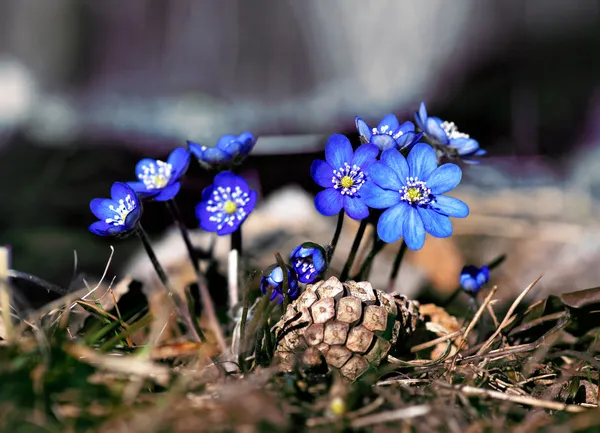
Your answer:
411;328;465;353
450;286;498;370
476;274;543;356
64;343;171;387
350;405;431;428
0;247;12;341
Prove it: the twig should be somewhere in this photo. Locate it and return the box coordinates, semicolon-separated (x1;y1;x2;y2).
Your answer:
411;328;465;353
450;385;593;413
451;286;498;369
476;275;543;356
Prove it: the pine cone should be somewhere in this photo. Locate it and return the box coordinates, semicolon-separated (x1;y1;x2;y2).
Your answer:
273;276;421;381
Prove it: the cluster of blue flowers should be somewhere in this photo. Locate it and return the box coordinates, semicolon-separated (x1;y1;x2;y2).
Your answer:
89;134;258;237
313;102;481;251
89;100;487;306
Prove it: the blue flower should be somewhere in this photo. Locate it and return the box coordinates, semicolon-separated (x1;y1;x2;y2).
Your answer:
362;143;469;250
355;114;423;152
89;182;142;237
459;265;490;295
290;242;327;284
260;264;299;304
310;134;379;220
414;102;486;163
188;132;256;167
127;147;190;201
195;171;257;236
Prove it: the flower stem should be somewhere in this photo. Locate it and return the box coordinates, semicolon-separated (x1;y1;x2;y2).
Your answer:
274;251;290;311
354;239;386;281
166;200;227;354
231;228;243;256
387;240;407;292
327;210;345;263
340;219;368;281
136;223;205;343
229;228;243;308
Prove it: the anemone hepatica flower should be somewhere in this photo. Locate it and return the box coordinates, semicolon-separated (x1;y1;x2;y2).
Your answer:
460;265;490;295
290;242;327;284
311;134;378;220
355;114;423;152
260;264;299;304
188;132;256;167
414;102;485;163
195;171;257;236
127;147;190;201
89;182;142;237
362;143;469;250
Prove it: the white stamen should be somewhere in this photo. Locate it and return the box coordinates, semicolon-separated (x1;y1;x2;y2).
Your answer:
206;185;251;231
137;160;173;189
331;162;366;196
105;194;136;226
440;121;470;140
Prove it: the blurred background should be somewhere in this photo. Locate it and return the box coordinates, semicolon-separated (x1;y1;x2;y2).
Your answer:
2;0;600;309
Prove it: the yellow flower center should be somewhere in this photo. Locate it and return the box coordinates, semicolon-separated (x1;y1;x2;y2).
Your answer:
153;175;168;188
340;176;354;189
406;187;422;202
223;200;237;214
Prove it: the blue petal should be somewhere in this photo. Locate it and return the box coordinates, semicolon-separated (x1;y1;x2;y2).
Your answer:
432;196;469;218
450;137;479;155
196;202;219;232
370;134;397;152
123;206;142;230
135;158;159;180
213;171;250;193
351;143;378;168
237;132;256;156
361;181;400;209
215;134;237;149
477;266;490;285
343;196;369;220
417;207;452;238
89;221;112;236
355;117;373;141
153;182;181;201
241;189;258;215
425;117;449;144
314;188;343;216
325;134;353;170
217;219;241;236
270;266;284;284
311;160;334;188
187;141;205;159
377;114;399;133
90;198;117;221
425;163;462;194
407;143;438;180
403;206;426;250
415;102;428;130
367;162;403;190
126;182;158;200
111;182;138;204
167;147;191;181
289;245;302;260
219;139;243;156
396;131;416;149
312;250;326;271
201;147;234;164
377;202;410;243
381;148;409;183
396;121;415;134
